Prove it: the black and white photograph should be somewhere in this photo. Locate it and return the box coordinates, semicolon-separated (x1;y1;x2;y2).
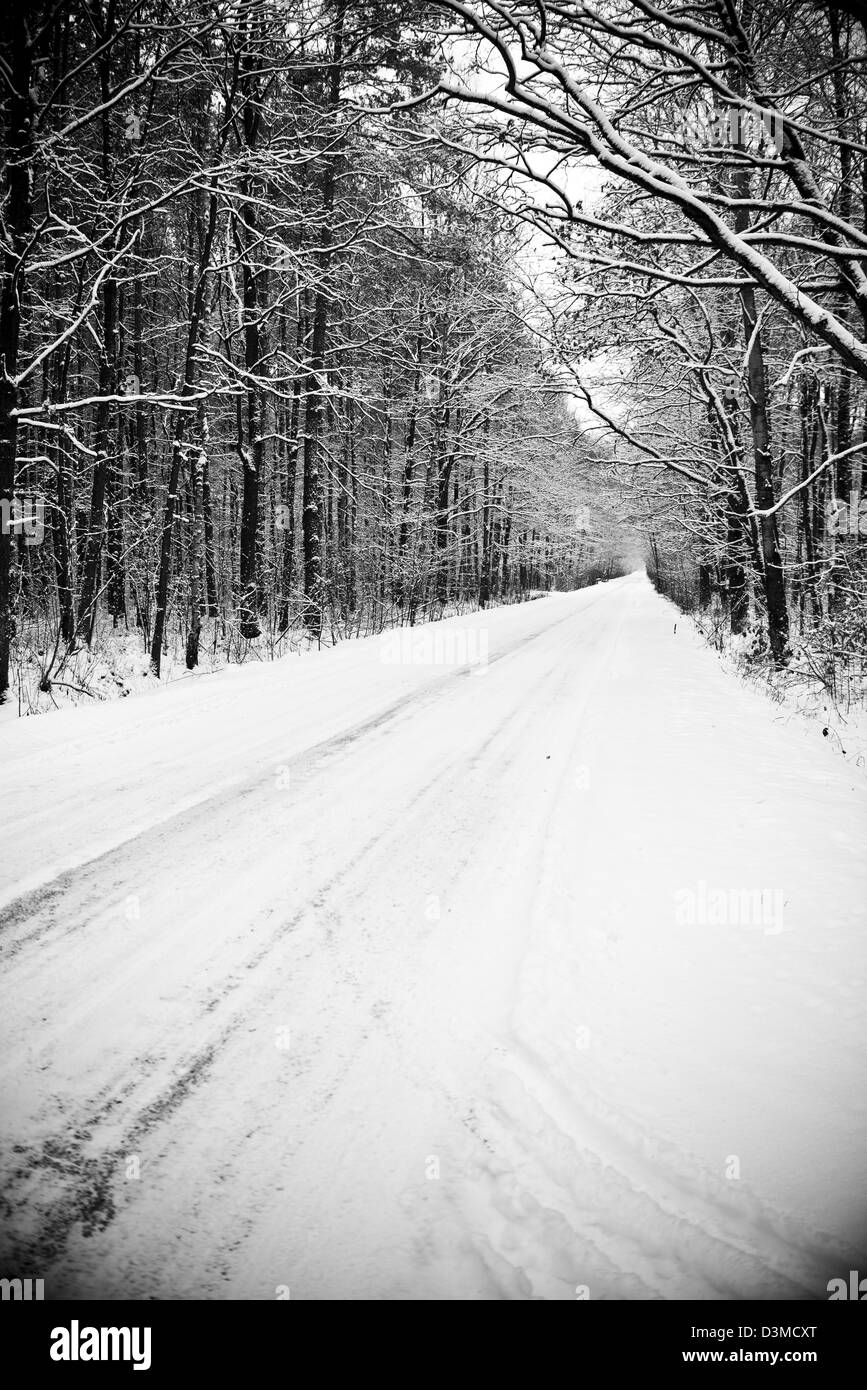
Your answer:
1;0;866;1339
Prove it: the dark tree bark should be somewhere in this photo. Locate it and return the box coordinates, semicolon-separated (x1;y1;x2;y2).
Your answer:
150;193;218;676
0;8;34;700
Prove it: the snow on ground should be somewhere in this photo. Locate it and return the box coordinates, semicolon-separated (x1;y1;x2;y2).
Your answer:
1;571;865;1299
687;607;867;776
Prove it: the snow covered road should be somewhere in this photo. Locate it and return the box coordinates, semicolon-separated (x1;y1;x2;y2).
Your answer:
1;572;866;1300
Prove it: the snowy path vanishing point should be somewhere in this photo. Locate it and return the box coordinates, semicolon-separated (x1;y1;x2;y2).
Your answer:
1;571;866;1301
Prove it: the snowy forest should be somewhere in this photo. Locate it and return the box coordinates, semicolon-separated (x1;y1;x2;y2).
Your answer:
2;0;866;711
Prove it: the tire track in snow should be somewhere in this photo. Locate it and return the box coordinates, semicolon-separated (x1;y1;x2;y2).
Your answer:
0;591;612;1285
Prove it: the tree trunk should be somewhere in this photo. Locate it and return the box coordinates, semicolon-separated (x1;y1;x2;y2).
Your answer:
0;11;33;699
150;193;217;676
